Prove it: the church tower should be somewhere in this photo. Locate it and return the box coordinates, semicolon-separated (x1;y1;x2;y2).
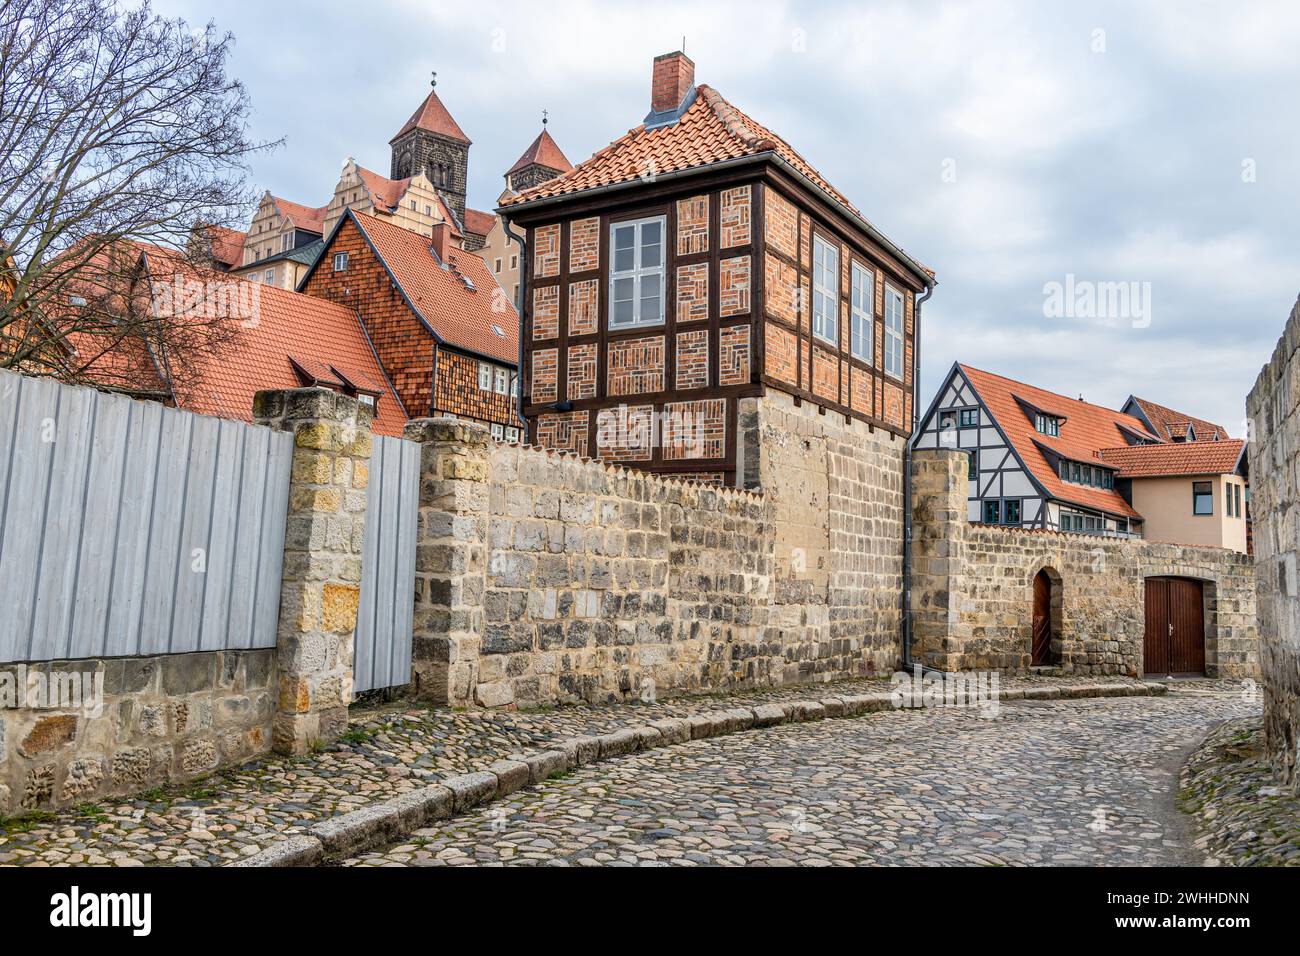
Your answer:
390;72;471;224
503;119;573;196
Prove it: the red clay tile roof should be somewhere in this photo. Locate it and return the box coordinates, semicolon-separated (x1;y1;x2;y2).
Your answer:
204;225;246;269
273;196;326;235
502;84;856;213
1097;440;1245;478
1126;395;1229;442
960;364;1158;518
508;128;574;176
356;167;412;213
140;249;407;436
463;207;497;237
390;88;471;145
350;210;518;365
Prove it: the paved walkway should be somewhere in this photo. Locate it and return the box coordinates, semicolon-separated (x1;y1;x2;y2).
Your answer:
344;687;1258;867
0;675;1247;866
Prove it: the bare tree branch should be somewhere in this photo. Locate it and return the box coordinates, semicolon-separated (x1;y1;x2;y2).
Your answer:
0;0;279;390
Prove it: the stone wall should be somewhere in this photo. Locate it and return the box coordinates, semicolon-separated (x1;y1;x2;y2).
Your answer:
411;390;909;708
912;449;1257;677
0;387;373;815
1;650;273;814
1245;295;1300;787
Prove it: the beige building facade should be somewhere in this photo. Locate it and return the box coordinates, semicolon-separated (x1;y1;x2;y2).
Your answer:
1128;473;1248;553
321;160;461;241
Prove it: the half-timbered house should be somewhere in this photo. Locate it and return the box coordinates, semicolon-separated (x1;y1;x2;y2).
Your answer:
499;51;936;485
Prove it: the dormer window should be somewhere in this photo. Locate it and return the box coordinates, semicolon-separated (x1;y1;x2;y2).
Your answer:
1035;413;1060;437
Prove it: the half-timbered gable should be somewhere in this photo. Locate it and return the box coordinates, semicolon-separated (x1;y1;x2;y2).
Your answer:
501;51;935;486
915;363;1155;534
298;209;522;436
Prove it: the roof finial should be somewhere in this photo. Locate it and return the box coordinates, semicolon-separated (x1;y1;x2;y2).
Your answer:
430;70;437;89
542;108;548;127
682;35;686;52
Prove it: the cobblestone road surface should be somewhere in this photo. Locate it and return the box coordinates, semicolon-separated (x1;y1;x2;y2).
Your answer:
345;688;1257;867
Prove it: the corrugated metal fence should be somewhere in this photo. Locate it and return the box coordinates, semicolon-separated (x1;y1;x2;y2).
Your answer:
0;369;292;662
353;433;419;693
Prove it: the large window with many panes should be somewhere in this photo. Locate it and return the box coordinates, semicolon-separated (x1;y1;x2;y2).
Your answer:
609;216;665;329
884;285;904;378
812;236;838;345
850;261;872;361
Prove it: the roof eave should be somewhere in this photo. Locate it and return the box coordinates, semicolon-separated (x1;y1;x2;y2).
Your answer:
499;151;935;290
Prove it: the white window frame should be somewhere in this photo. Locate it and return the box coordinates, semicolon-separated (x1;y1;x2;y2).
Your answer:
478;361;492;391
505;426;519;443
493;367;509;395
263;268;275;284
332;251;348;273
812;235;838;345
608;215;666;330
850;261;873;362
884;284;905;379
491;423;505;440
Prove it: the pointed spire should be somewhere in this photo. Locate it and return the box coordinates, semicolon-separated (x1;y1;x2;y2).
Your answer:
389;74;470;145
507;125;573;177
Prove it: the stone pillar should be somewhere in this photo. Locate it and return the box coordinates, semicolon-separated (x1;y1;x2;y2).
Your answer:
254;387;372;755
910;449;969;671
404;417;489;707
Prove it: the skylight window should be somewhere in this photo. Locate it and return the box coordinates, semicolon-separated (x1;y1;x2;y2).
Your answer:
492;324;504;337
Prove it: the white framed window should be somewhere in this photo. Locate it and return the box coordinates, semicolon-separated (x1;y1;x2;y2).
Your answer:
509;254;518;270
493;367;509;395
884;284;904;379
332;252;348;272
850;261;873;362
263;268;274;284
282;234;293;253
491;423;505;440
410;200;417;210
425;205;432;216
812;236;838;345
478;361;492;390
608;216;665;329
505;426;519;442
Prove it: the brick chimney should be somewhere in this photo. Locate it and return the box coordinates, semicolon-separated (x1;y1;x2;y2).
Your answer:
651;51;694;113
430;221;454;262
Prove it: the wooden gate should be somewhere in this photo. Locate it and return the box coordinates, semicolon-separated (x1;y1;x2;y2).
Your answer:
1143;577;1205;676
353;434;419;693
1031;570;1053;665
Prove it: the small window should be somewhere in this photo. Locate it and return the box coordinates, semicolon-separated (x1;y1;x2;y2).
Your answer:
264;269;274;284
491;423;504;440
505;426;519;443
494;258;503;274
1102;470;1113;490
959;408;978;428
850;261;872;361
1193;481;1213;515
357;393;376;409
1070;462;1081;483
510;255;518;270
967;451;977;480
884;285;904;378
609;216;665;329
478;362;492;391
494;367;509;395
426;205;433;216
410;200;417;210
69;295;88;308
983;500;1001;524
812;236;838;345
1035;414;1060;437
491;324;504;337
1234;483;1242;518
1003;500;1021;524
939;411;956;431
332;252;348;272
1059;461;1068;481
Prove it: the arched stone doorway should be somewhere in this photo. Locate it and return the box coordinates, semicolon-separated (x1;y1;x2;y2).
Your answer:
1031;567;1061;666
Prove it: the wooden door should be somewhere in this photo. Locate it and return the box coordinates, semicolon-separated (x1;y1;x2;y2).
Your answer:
1031;570;1052;665
1143;578;1205;676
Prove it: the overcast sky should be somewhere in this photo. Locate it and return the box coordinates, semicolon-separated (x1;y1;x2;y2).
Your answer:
154;0;1300;434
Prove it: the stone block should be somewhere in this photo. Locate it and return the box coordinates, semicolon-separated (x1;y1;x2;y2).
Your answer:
521;750;569;784
443;771;499;813
487;759;531;796
597;728;640;758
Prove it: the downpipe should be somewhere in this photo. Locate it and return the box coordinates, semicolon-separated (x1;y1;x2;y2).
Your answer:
902;281;936;672
502;215;529;444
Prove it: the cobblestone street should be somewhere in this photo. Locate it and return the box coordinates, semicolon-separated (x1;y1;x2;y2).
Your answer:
345;687;1258;867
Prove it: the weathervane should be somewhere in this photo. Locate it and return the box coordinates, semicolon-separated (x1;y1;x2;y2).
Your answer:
430;70;437;89
542;109;548;127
